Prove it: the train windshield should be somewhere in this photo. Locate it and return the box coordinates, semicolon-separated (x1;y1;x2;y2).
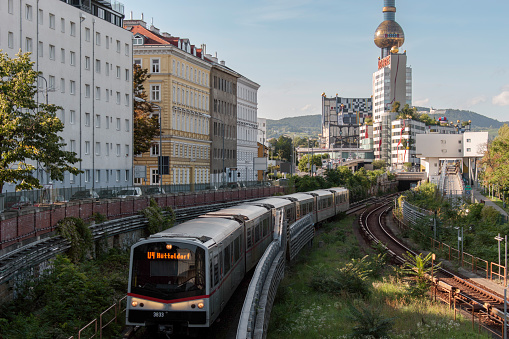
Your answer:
130;242;206;300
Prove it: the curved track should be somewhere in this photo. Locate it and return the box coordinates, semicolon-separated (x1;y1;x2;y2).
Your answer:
359;197;508;337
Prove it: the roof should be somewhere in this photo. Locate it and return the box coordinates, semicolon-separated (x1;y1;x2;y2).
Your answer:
152;217;240;245
202;204;269;221
248;197;293;209
326;187;348;194
307;190;334;197
280;193;315;202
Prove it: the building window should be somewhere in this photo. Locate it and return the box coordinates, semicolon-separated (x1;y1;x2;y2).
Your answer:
70;22;76;36
133;37;143;45
8;0;14;14
25;38;33;53
85;170;90;182
116;92;120;105
70;139;76;153
151;59;160;73
150;85;160;101
70;110;75;124
125;119;130;132
125;170;130;181
95;59;101;73
95;114;101;128
116;170;120;182
85;113;91;126
61;48;65;63
85;27;90;41
70;80;76;95
8;32;14;49
106;62;110;76
49;45;55;60
116;118;120;130
467;148;471;152
125;43;129;56
38;41;43;57
95;32;101;45
25;5;33;21
106;143;110;156
116;144;120;156
60;78;65;93
106;116;110;129
85;56;90;70
134;59;142;67
70;51;76;66
85;141;90;154
95;142;101;155
125;94;129;106
125;69;129;81
48;76;55;90
105;35;109;49
116;40;120;53
85;84;90;98
116;66;120;78
151;144;159;156
95;169;100;182
95;86;101;100
38;9;43;25
125;145;129;157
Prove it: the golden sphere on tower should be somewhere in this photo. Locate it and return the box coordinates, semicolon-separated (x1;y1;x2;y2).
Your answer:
374;20;405;49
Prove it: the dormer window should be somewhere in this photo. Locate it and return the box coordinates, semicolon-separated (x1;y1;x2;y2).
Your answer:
133;35;144;45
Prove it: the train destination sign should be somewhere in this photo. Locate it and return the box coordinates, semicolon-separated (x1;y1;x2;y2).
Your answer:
147;251;191;260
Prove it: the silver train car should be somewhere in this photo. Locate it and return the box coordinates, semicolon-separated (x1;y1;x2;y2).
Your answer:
126;187;349;335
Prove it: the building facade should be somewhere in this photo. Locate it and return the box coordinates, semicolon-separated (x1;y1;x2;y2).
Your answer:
126;20;212;188
1;0;133;193
372;0;412;165
206;57;239;184
257;118;267;146
390;119;425;170
237;76;260;182
321;95;372;149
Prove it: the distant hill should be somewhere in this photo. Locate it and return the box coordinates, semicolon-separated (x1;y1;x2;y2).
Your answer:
266;109;506;139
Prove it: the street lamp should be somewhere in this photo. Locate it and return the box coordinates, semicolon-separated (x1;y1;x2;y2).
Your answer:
134;97;162;191
37;75;49;105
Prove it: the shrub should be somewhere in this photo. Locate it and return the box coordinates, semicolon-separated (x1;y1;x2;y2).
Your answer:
141;199;176;235
309;260;371;298
347;302;394;338
56;217;93;263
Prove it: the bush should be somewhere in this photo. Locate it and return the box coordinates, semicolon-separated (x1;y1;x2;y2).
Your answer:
347;302;394;338
309;260;371;298
56;217;93;263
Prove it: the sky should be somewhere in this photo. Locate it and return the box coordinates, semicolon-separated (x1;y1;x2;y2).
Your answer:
119;0;509;122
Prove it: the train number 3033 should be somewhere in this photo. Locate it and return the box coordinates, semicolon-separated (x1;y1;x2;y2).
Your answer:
153;312;165;318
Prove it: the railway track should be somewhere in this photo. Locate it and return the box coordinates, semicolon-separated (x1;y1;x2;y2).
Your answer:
359;197;508;338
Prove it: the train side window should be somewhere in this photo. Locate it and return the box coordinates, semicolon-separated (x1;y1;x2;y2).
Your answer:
224;245;231;274
255;224;261;243
210;259;213;289
247;227;252;248
234;236;240;262
218;251;223;279
262;218;268;237
214;262;219;286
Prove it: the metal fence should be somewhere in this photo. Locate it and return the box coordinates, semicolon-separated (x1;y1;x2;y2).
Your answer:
0;181;273;212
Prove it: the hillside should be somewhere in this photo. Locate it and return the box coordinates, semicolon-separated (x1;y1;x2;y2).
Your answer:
266;109;506;139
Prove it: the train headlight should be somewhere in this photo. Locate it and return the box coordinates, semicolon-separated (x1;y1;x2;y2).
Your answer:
166;244;172;250
131;301;138;307
197;303;204;309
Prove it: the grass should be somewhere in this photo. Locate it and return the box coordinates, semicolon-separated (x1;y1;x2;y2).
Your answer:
267;215;491;338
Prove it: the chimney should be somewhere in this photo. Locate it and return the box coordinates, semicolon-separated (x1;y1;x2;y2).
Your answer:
130;11;133;20
220;60;225;66
161;32;172;38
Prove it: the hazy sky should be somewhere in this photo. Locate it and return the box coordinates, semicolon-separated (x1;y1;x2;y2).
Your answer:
120;0;509;122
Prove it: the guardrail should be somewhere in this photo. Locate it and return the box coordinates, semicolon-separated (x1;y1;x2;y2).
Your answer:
288;215;314;261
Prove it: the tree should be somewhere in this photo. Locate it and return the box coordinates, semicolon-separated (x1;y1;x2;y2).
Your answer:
133;64;160;156
270;135;293;161
372;159;387;170
0;52;81;192
297;154;323;172
480;124;509;192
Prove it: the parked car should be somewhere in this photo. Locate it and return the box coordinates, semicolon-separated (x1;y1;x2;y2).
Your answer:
144;187;165;195
5;195;32;209
204;185;218;191
98;189;119;199
70;190;99;201
117;187;143;198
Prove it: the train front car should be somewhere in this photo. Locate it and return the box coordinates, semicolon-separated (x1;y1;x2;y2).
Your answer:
126;217;240;335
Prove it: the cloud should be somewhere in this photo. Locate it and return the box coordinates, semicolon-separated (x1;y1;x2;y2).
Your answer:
413;98;429;106
300;104;313;112
493;86;509;106
467;96;487;106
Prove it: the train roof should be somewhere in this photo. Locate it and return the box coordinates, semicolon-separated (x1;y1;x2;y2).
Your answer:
327;187;348;194
307;190;334;197
280;193;315;202
202;204;269;220
150;217;240;246
247;197;293;209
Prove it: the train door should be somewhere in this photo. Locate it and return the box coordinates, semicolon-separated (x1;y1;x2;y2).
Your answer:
209;249;221;322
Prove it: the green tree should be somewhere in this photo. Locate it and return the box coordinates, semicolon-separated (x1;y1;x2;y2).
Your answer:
0;52;81;192
269;135;293;161
480;124;508;192
298;154;324;172
133;64;160;156
372;159;387;170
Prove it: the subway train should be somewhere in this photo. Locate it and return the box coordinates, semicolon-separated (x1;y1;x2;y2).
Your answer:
126;187;349;335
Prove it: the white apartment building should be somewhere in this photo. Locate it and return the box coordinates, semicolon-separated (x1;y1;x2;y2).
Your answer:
390;118;425;170
257;117;267;146
0;0;133;192
237;76;260;182
372;53;412;164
